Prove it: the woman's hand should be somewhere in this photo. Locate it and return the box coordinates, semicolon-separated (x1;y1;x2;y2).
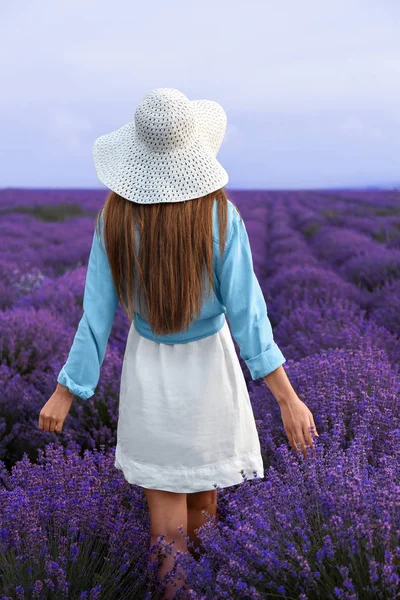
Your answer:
278;394;319;459
38;384;74;433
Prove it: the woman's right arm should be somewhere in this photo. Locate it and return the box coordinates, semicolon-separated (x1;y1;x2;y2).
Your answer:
217;207;319;457
216;208;286;381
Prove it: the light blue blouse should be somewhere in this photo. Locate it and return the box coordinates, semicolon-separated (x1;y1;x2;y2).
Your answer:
57;200;286;400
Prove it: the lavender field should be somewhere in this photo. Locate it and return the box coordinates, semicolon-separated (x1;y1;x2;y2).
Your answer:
0;187;400;599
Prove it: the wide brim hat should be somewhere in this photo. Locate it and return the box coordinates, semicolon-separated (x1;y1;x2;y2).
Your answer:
92;87;229;204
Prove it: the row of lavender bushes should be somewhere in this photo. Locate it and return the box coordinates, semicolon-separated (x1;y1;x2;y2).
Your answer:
0;188;399;598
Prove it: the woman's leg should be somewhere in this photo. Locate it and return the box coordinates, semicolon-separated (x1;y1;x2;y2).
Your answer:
143;488;189;599
186;489;218;558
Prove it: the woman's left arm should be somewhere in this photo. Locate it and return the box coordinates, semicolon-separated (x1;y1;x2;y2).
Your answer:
56;211;119;401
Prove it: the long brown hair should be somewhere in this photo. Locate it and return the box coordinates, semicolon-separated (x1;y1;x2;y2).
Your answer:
94;187;241;335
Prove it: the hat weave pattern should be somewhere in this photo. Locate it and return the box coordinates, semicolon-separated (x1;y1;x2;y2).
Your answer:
93;88;229;204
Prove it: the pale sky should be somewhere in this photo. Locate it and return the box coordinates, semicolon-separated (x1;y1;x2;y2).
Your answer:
1;0;400;190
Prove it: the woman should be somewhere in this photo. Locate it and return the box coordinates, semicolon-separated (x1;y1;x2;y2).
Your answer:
39;88;319;599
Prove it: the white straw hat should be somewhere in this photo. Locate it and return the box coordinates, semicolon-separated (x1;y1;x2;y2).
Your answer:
92;87;229;204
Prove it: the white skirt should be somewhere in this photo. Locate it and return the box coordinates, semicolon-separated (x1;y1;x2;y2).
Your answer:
114;318;265;493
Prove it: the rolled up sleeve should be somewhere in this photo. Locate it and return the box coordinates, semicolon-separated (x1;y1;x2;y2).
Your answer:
57;212;119;400
217;210;286;379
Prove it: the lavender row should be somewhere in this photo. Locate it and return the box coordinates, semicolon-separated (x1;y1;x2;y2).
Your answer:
0;189;399;598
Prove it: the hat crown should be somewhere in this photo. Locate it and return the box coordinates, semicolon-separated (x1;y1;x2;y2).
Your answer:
134;88;197;153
